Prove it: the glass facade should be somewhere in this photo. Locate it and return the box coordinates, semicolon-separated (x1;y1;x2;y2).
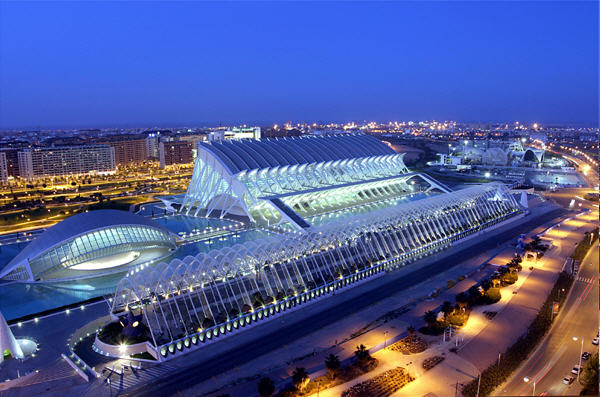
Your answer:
28;225;174;280
112;183;522;358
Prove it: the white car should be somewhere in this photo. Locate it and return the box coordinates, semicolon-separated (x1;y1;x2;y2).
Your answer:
563;376;575;385
592;337;599;345
571;365;581;375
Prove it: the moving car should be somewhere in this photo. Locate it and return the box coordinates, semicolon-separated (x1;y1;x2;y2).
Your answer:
582;352;591;360
571;365;581;375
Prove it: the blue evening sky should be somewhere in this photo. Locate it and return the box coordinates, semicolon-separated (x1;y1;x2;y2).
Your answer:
0;1;597;128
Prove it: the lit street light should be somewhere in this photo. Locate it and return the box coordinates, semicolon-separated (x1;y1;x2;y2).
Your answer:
573;336;584;381
523;376;535;396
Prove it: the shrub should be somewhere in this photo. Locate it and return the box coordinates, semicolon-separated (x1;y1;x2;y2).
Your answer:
483;288;501;304
501;272;518;285
258;377;276;397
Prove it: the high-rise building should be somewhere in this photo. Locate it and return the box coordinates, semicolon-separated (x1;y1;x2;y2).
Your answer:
146;133;159;159
103;138;149;165
0;152;8;183
158;141;194;168
17;145;116;180
0;148;20;177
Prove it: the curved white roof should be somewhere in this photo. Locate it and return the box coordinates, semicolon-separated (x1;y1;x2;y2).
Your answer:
3;210;173;276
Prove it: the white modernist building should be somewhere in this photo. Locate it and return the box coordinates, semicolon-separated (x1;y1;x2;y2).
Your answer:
180;134;449;230
0;210;176;282
110;182;521;360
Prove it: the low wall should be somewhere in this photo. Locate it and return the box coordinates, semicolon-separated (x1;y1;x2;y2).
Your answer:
93;336;158;360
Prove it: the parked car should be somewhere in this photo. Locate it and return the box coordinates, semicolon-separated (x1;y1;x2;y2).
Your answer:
571;365;582;375
592;337;599;345
563;375;575;385
582;352;591;360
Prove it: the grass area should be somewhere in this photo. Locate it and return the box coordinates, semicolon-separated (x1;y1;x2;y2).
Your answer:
0;206;69;226
0;196;154;228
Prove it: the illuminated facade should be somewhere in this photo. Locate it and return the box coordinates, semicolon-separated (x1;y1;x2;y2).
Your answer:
0;210;176;282
17;145;116;180
181;134;449;229
111;183;521;360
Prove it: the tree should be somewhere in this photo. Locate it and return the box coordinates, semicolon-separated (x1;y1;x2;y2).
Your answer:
456;292;469;303
257;377;275;397
480;279;492;291
324;354;341;379
441;301;453;320
579;353;599;395
354;344;371;365
424;310;438;328
468;284;482;301
407;325;416;335
292;367;309;391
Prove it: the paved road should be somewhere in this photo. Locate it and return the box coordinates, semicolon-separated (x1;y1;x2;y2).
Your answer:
114;208;568;397
496;244;599;396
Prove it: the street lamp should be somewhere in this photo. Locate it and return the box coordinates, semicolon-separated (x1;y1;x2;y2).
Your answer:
523;376;535;396
573;336;584;381
383;331;389;349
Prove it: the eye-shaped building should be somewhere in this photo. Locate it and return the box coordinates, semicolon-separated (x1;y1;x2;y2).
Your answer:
0;210;176;282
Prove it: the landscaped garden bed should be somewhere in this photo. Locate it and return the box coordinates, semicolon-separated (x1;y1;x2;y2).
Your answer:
388;334;428;354
342;367;414;397
422;355;445;371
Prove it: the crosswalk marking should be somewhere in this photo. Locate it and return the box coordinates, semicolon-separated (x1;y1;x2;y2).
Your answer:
576;276;593;283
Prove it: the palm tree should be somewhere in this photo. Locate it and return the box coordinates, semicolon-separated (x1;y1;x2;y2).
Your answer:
324;353;341;379
354;344;371;366
292;367;309;391
481;279;492;291
424;310;437;328
468;284;482;302
441;301;453;320
257;377;275;397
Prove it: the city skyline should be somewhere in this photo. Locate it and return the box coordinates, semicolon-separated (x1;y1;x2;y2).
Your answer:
1;1;598;129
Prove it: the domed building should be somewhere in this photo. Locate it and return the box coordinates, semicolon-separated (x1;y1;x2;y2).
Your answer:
0;210;177;282
481;147;508;166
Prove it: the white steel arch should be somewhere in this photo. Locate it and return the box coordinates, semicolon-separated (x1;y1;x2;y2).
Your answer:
111;183;521;358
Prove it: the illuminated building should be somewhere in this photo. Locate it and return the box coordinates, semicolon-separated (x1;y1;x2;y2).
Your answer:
0;210;176;282
17;145;116;180
180;134;449;229
103;134;523;360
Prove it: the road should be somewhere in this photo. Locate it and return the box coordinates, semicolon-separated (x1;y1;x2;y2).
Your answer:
496;244;598;396
113;208;568;397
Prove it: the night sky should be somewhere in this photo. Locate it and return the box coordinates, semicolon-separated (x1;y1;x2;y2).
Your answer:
0;1;597;128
